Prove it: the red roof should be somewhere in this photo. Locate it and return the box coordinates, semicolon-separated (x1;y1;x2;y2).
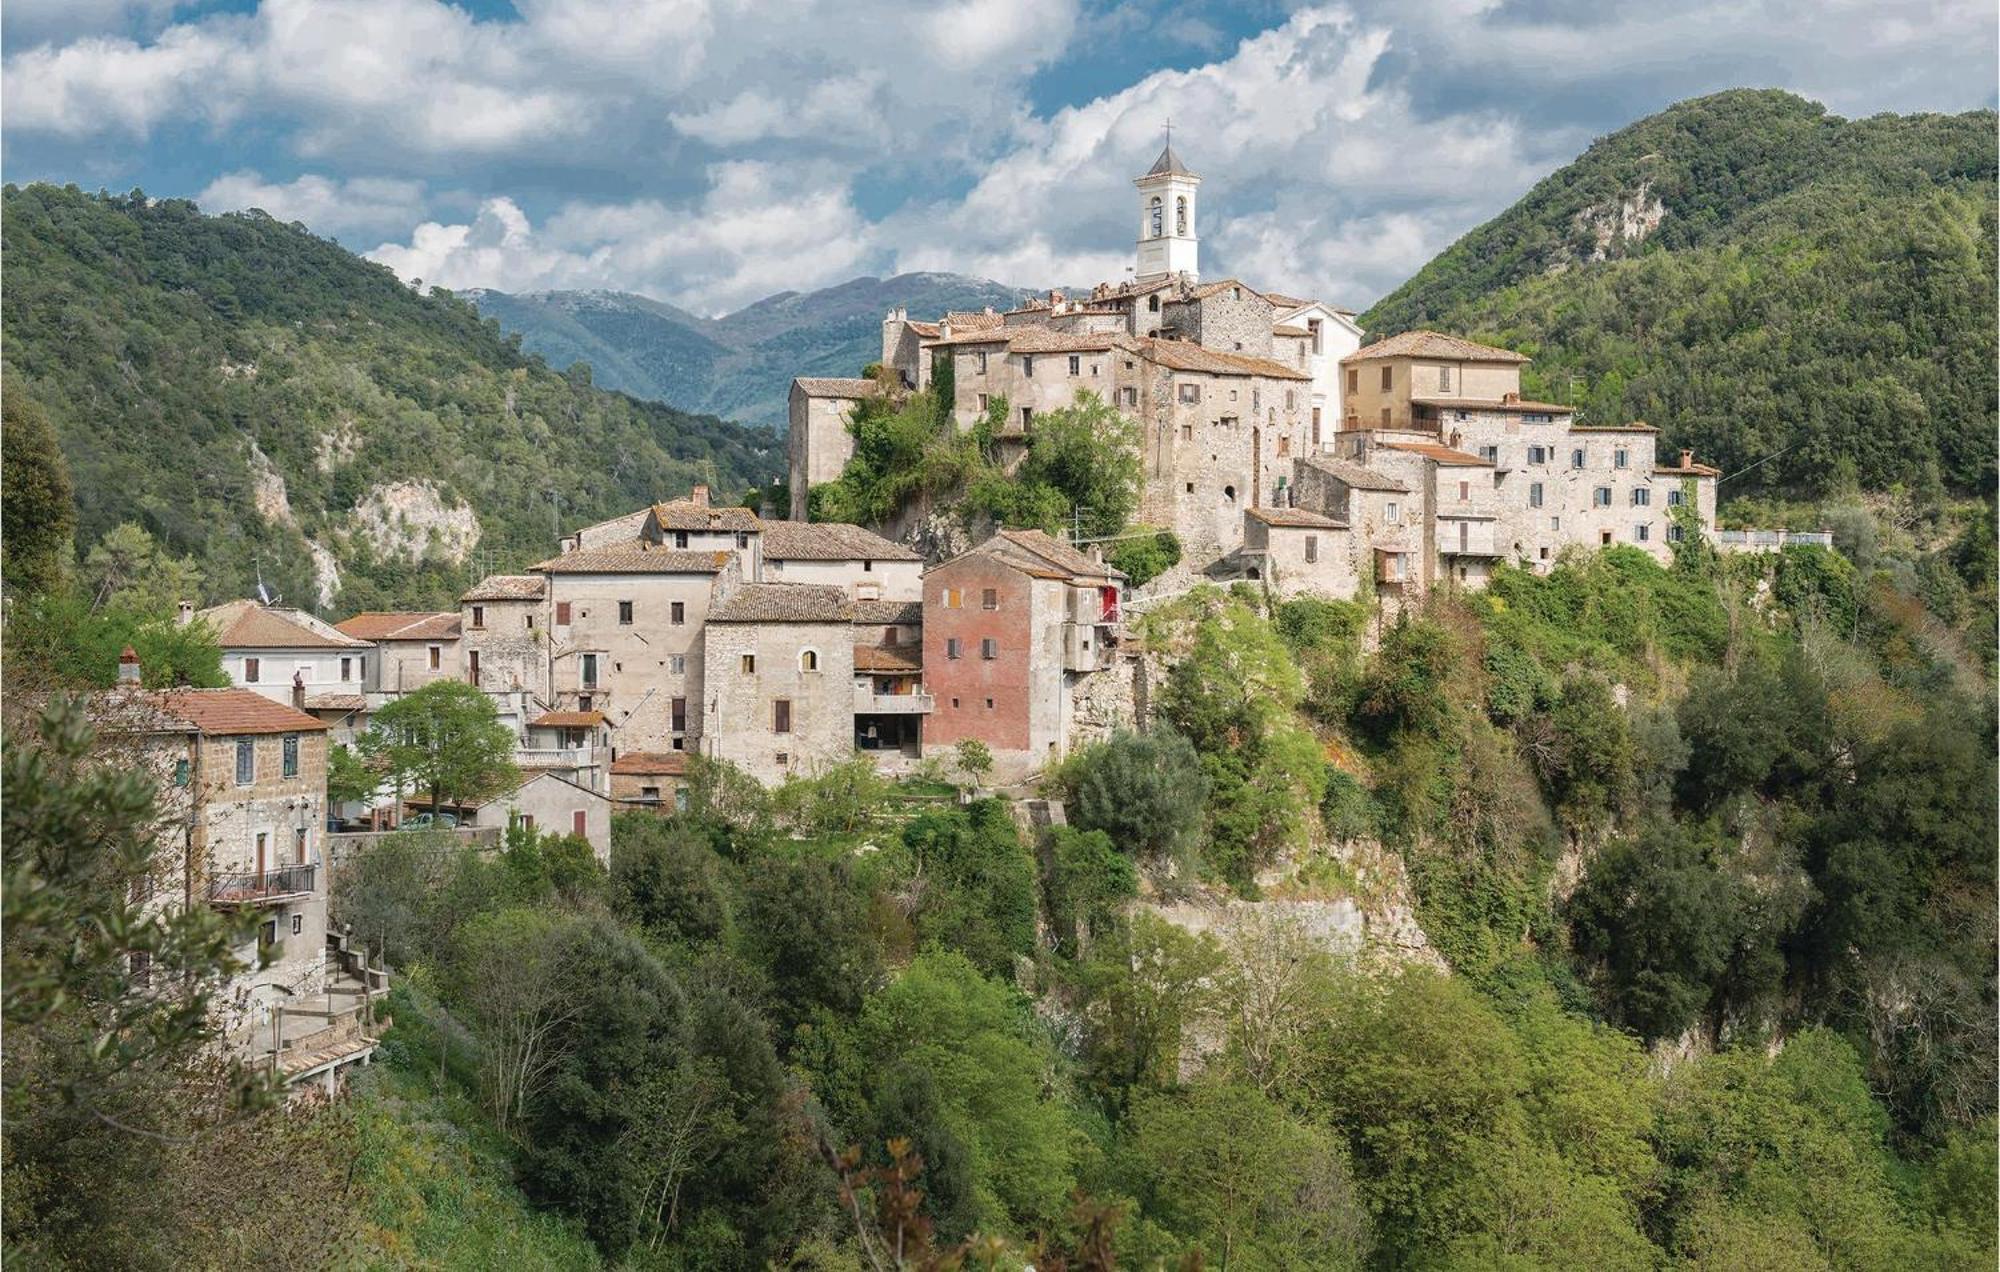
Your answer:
610;751;688;776
531;710;606;728
124;687;329;736
335;611;462;641
1382;442;1493;467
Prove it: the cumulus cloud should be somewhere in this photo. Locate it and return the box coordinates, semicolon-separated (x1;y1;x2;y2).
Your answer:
365;162;875;314
195;171;429;242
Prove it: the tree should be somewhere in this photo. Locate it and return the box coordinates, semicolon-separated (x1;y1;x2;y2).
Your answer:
1012;391;1141;538
953;739;993;790
1;377;74;596
1076;913;1223;1110
81;522;203;616
1040;826;1136;960
326;742;379;810
901;801;1039;977
1060;728;1208;866
609;813;732;947
450;908;587;1131
361;679;518;818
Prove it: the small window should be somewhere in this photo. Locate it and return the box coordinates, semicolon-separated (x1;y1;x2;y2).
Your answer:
774;699;792;733
1458;481;1470;502
1540;546;1551;560
1529;482;1544;508
173;758;190;787
526;614;536;630
775;752;790;767
1021;406;1035;430
671;697;687;733
981;588;998;610
985;698;995;709
1223;485;1236;503
1667;524;1685;543
292;913;304;936
1120;386;1138;408
1385;502;1400;524
468;649;480;686
235;739;254;786
282;733;299;778
429;645;441;670
977;350;989;374
740;654;756;675
1380;366;1392;391
944;588;962;609
800;649;819;672
1068;355;1080;375
1022;355;1034;378
1278;436;1290;458
946;637;963;660
981;638;997;660
1552;516;1562;531
642;785;660;801
673;530;690;548
618;600;634;625
1305;535;1318;564
1528;445;1547;465
471;605;485;629
1571;449;1586;470
1438;366;1452;392
340;656;352;682
1594;487;1613;507
669;654;686;674
556;601;573;625
1631;488;1651;507
1615;448;1629;469
1636;524;1651;542
1181;423;1194;442
977;392;989;412
1148;295;1160;312
670;600;685;625
1346;368;1358;394
1667;488;1685;507
244;657;260;683
1286;390;1296;410
736;531;750;549
1380;407;1391;428
581;653;599;687
1179;382;1201;404
1479;446;1498;463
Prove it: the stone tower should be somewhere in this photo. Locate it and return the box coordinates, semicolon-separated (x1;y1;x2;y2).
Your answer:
1134;138;1200;283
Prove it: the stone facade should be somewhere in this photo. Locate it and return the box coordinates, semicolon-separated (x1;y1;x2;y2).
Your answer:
701;605;857;784
787;378;880;520
1241;507;1359;600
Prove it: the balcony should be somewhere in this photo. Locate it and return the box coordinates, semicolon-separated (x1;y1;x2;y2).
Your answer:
516;746;595;770
854;687;935;714
1714;529;1833;553
209;862;316;907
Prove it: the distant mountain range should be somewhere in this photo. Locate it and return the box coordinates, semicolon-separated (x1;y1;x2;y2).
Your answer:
466;274;1030;427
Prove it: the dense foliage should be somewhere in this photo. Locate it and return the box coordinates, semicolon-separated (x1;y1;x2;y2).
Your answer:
1365;90;1998;498
2;184;779;612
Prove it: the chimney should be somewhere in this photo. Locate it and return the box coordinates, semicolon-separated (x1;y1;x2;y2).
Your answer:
292;669;306;710
1680;449;1693;469
117;645;142;685
689;484;709;506
176;600;193;627
1502;391;1520;404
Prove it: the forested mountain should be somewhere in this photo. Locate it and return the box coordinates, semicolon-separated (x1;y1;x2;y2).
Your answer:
468;272;1028;427
1364;90;1997;498
1;184;781;613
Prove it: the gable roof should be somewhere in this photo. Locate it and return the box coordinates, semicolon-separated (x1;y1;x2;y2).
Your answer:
1248;507;1347;529
1135;338;1310;381
478;768;613;807
1299;455;1410;493
1383;441;1494;467
793;376;883;400
1411;395;1572;414
1178;278;1269;304
335;611;461;642
926;324;1118;352
529;545;732;575
985;529;1124;582
851;598;924;625
610;751;688;777
531;710;606;728
197;600;372;650
708;583;853;623
1343;331;1531;365
941;309;1006;332
854;642;923;672
651;498;762;532
762;520;922;562
103;686;330;737
462;574;545;602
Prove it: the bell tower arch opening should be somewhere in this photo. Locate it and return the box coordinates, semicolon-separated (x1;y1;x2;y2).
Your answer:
1134;127;1201;283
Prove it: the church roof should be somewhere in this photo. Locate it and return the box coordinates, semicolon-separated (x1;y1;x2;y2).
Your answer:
1145;143;1197;178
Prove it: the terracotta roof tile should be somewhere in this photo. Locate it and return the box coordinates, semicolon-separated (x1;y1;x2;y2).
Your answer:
197;600;372;650
1136;338;1311;381
1411;395;1572;413
793;376;884;399
1383;441;1494;466
303;692;367;711
335;611;462;642
1299;455;1409;493
1655;461;1722;477
461;574;545;602
530;545;732;574
992;529;1125;581
1178;278;1269;304
651;498;763;532
926;325;1118;352
942;309;1006;331
1248;507;1347;529
611;751;688;776
854;642;923;672
109;686;330;736
531;710;606;728
762;521;921;562
708;583;852;623
1272;324;1312;338
1343;330;1531;364
1570;422;1661;433
851;599;924;625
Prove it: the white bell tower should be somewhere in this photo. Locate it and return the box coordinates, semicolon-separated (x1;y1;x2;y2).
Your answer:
1135;128;1200;283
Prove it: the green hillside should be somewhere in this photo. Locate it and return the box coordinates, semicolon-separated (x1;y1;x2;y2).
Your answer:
1;184;781;613
1363;90;1997;499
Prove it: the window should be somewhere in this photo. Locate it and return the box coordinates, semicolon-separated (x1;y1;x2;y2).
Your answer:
1175;195;1188;235
429;645;441;670
581;653;598;687
980;638;997;660
1479;445;1499;463
800;649;819;672
1022;355;1034;378
1529;482;1544;508
526;614;536;630
977;392;989;412
1020;406;1034;429
774;699;792;733
944;588;962;609
1148;294;1160;312
340;656;352;682
1571;448;1586;469
740;653;756;674
556;601;572;625
946;637;962;660
1385;502;1400;524
1277;436;1290;458
670;600;685;625
173;758;190;787
1120;387;1138;408
1438;366;1452;392
1223;485;1236;503
282;733;299;778
1218;416;1236;433
1636;524;1651;542
1667;488;1686;507
1311;407;1322;445
669;654;686;674
1540;546;1551;560
985;698;995;709
618;600;634;625
1631;487;1651;507
1667;524;1685;543
981;588;998;610
235;739;254;786
1380;366;1392;391
1305;535;1318;564
294;825;308;865
1380;407;1391;428
292;912;304;936
1346;368;1358;394
1594;487;1613;507
673;530;690;548
1552;516;1562;531
1285;390;1296;410
976;350;988;374
671;697;687;733
1614;448;1629;469
1178;382;1201;404
469;649;480;686
1528;445;1547;465
1601;530;1614;545
244;657;260;683
1068;355;1080;376
1458;480;1471;502
1252;387;1261;411
572;810;587;837
471;605;485;629
1149;194;1163;236
736;531;750;549
1309;319;1323;354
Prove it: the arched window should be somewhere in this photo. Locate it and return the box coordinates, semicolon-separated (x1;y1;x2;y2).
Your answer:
1147;295;1160;312
1176;196;1188;235
800;649;819;672
1149;195;1163;237
1223;484;1237;503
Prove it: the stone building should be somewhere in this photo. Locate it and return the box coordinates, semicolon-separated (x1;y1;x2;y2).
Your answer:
761;519;924;600
922;530;1129;782
466;770;613;864
333;611;463;696
700;583;858;784
788;377;884;519
1239;506;1357;599
609;751;689;812
195;599;374;704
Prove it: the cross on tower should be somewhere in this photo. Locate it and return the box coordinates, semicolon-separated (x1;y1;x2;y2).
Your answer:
1163;116;1173;148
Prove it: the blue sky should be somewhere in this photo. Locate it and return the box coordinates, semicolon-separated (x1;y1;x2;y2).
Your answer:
5;0;1994;315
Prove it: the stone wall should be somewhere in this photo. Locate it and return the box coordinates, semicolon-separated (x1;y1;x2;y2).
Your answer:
700;618;856;784
547;566;724;750
462;596;547;698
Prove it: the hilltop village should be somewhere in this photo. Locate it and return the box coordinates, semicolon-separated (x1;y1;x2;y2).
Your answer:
83;142;1736;1087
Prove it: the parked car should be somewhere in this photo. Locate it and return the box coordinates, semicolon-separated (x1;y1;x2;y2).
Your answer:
399;811;459;830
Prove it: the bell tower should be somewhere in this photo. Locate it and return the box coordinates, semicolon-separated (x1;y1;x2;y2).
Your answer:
1135;128;1200;283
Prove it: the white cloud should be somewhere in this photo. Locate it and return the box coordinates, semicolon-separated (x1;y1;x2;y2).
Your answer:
195;171;430;242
